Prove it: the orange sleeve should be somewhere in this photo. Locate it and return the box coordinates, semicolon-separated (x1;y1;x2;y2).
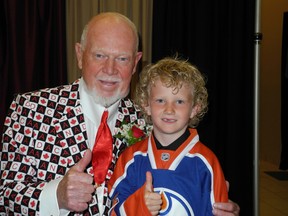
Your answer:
212;159;229;203
191;139;229;203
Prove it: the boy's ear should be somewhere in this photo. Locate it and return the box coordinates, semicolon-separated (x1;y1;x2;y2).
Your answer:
190;104;200;119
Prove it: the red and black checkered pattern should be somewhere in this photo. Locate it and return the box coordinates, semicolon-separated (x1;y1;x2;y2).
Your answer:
0;79;147;215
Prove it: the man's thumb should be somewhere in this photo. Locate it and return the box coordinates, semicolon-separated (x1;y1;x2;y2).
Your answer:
145;171;153;192
73;149;92;172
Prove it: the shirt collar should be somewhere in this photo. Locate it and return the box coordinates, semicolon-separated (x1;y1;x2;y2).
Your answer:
155;127;191;150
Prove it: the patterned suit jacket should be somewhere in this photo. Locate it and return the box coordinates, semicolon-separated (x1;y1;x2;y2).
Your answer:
0;79;147;215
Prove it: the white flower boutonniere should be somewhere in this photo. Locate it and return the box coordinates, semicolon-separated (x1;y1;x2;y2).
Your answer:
114;122;152;146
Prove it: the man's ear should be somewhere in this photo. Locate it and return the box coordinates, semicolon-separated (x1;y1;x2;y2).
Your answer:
132;52;143;75
144;105;151;116
75;43;83;69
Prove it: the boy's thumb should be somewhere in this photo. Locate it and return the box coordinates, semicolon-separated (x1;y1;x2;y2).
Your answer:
145;171;153;192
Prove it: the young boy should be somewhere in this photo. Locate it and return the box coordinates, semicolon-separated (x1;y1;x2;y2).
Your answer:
108;57;228;216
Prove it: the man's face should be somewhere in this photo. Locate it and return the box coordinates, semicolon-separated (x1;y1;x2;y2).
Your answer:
76;17;142;106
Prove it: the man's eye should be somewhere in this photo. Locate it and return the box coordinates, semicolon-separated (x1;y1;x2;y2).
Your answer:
95;54;105;59
116;57;129;62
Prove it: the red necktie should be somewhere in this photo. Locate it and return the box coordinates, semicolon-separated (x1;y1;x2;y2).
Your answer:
92;110;113;185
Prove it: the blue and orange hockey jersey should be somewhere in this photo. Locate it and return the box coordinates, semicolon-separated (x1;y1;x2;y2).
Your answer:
108;128;228;216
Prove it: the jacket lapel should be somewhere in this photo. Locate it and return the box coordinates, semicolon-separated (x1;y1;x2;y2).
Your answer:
113;98;145;155
50;80;89;168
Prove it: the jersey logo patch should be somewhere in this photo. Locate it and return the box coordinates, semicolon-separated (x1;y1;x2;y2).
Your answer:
154;187;194;216
161;153;170;161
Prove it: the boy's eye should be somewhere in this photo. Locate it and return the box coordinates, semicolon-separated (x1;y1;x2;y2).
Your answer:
176;100;185;104
156;99;164;103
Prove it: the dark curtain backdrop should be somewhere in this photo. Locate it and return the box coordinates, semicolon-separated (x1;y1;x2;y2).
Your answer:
0;0;67;134
280;12;288;170
152;1;255;215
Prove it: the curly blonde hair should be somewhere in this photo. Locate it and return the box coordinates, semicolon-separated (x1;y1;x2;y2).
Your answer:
134;57;208;128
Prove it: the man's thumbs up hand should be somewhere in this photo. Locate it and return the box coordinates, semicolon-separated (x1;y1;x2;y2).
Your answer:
57;149;95;212
73;149;92;172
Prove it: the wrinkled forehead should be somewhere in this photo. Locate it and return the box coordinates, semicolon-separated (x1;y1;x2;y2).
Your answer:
87;14;138;52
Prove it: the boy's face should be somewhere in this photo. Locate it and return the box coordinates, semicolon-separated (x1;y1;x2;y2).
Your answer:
145;79;198;145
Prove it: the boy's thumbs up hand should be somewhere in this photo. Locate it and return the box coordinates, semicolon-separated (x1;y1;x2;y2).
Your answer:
145;170;154;192
144;171;163;216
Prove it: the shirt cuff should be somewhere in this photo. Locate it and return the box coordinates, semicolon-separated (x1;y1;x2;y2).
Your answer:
39;177;69;216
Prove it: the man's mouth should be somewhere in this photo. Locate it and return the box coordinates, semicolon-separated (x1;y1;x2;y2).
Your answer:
100;80;117;86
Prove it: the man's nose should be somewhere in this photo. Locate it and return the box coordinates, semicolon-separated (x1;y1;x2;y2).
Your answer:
103;58;116;75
